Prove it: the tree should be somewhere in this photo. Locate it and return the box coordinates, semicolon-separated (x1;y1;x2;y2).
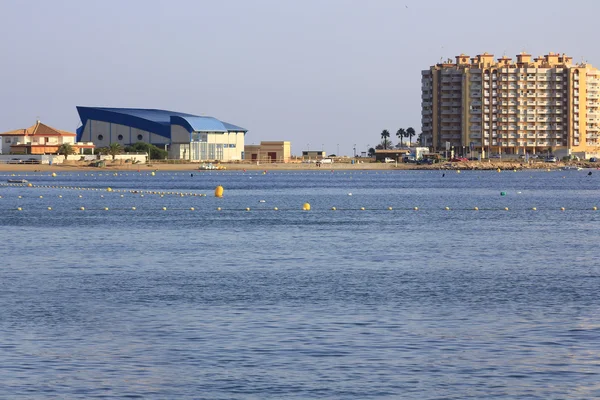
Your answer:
57;143;75;158
380;130;390;150
396;128;406;146
107;143;122;160
96;147;109;155
406;127;416;145
368;147;376;157
124;141;168;160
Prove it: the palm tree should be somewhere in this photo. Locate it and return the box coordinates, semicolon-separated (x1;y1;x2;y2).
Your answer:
406;127;416;145
107;143;122;160
380;130;390;150
396;128;406;146
57;143;75;158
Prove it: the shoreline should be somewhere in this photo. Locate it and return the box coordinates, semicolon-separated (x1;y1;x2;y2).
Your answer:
0;160;596;173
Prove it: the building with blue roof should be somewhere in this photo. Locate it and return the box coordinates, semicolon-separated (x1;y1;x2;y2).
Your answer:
76;107;248;161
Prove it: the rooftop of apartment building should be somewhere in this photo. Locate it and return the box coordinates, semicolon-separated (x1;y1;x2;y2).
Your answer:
426;52;593;71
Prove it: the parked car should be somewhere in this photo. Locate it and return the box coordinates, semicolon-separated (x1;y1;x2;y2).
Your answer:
490;154;502;159
590;157;597;162
545;156;557;163
384;157;395;163
8;158;23;164
450;157;468;162
417;159;434;165
27;158;41;164
320;158;333;164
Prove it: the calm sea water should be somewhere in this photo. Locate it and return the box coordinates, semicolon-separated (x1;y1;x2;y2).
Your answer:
1;169;599;399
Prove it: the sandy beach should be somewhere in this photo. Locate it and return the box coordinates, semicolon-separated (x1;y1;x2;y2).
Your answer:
0;159;593;173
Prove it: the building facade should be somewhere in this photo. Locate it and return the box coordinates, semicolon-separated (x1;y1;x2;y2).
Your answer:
0;121;94;154
422;52;600;157
76;107;247;161
244;141;291;163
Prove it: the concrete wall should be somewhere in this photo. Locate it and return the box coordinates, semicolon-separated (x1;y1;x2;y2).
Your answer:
81;120;168;148
171;125;190;143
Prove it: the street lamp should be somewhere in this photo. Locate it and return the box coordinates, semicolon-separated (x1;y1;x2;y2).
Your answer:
337;143;339;156
353;144;356;157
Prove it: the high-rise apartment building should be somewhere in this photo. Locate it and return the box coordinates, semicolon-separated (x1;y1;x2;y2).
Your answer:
421;52;600;157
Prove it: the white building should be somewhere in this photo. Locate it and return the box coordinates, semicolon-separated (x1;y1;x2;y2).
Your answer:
76;107;247;161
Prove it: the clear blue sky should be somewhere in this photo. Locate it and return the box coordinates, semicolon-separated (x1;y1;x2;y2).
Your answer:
1;0;599;156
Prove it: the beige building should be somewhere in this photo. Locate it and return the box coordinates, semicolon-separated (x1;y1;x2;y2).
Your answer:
0;121;95;155
422;52;600;157
244;141;291;162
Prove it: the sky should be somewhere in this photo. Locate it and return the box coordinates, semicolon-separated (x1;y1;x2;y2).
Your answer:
1;0;600;156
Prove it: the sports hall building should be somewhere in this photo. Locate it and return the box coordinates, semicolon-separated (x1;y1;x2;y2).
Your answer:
76;107;247;161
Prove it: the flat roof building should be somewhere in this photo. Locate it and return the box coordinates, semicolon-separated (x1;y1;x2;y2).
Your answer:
244;141;291;163
422;52;600;156
76;107;247;161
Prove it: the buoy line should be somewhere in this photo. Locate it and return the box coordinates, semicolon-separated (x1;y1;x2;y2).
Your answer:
1;206;597;212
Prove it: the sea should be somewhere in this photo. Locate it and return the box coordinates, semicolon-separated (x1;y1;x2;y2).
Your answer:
1;168;599;399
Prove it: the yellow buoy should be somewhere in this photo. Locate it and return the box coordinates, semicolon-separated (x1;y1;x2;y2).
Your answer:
474;207;479;211
39;195;43;198
217;207;222;211
80;207;85;211
274;207;278;211
388;206;393;211
414;207;419;211
27;183;32;187
532;207;537;211
151;171;155;176
58;195;62;198
162;207;167;211
107;187;112;192
445;207;450;210
360;207;365;211
331;207;337;211
593;206;598;211
17;207;22;211
47;207;52;211
302;203;311;211
190;207;195;211
132;207;136;210
504;207;509;211
245;207;251;211
497;168;501;173
51;173;56;177
560;207;565;211
215;185;224;198
104;207;109;211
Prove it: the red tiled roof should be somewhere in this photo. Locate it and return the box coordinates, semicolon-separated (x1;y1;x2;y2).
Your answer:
0;121;76;137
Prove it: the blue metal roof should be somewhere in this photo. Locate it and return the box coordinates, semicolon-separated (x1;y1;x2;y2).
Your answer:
76;107;247;141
